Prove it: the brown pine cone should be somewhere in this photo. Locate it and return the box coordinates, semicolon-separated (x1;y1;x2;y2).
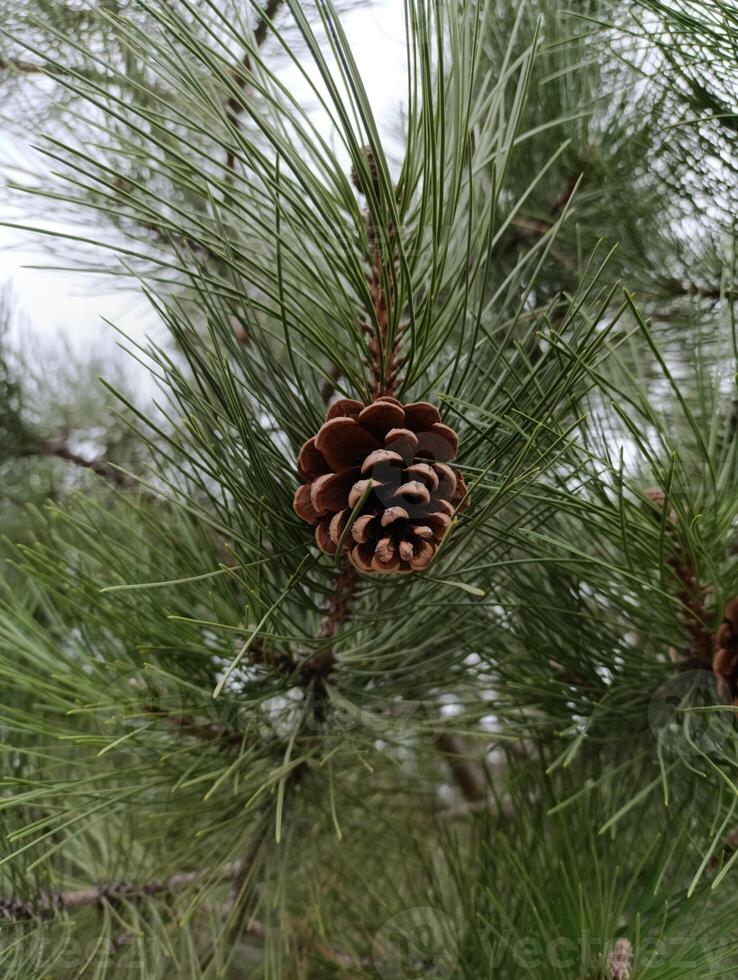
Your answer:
643;487;677;524
714;597;738;705
293;396;468;574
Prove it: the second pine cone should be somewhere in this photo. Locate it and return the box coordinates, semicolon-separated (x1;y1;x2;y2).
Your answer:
714;598;738;706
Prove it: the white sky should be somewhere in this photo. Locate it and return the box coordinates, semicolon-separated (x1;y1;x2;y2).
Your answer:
0;2;406;356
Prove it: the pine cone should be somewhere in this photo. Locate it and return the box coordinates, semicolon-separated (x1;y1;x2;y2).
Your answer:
607;938;632;980
293;396;468;574
643;486;677;524
714;597;738;705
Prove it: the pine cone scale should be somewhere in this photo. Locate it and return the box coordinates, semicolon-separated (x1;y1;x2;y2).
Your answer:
297;438;331;481
358;400;405;432
311;469;359;513
403;401;441;429
314;417;381;471
294;483;320;523
406;462;438;489
294;396;468;575
714;598;738;705
326;398;364;420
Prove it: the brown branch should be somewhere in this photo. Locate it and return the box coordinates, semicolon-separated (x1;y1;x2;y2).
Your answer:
315;564;359;646
365;216;402;398
0;56;43;74
551;174;579;216
659;277;735;303
1;858;368;971
31;437;135;489
143;705;247;749
0;860;253;922
645;489;713;663
674;557;713;662
503;174;580;270
351;145;404;398
302;565;359;695
225;0;283;170
0;57;119;86
435;732;486;803
321;363;342;405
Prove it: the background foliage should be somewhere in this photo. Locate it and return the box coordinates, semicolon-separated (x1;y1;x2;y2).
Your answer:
1;0;737;977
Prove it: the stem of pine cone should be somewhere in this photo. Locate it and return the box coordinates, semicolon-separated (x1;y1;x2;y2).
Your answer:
225;0;283;171
305;564;359;685
673;556;713;662
366;213;402;399
299;183;397;698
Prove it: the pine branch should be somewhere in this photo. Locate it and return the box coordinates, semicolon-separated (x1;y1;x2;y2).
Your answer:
143;705;248;748
550;174;579;217
302;564;359;712
364;192;403;397
435;732;486;803
297;150;399;686
225;0;283;171
0;861;252;922
504;174;580;270
0;862;369;971
0;55;41;74
660;277;735;303
646;489;713;664
30;436;134;489
320;363;342;404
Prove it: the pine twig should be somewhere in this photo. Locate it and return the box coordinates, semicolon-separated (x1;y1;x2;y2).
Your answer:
143;705;247;749
435;732;486;803
1;860;368;972
303;564;359;686
674;555;713;663
321;363;342;404
0;861;252;922
225;0;283;170
1;860;368;973
505;173;580;268
31;437;135;489
351;145;404;399
0;56;41;73
645;489;713;663
365;220;402;398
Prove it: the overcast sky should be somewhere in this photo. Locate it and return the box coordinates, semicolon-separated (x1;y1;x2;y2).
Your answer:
0;2;406;357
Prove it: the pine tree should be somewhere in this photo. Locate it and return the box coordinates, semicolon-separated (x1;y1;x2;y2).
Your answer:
1;1;737;977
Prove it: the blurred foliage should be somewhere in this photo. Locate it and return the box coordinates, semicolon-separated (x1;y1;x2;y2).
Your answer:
0;1;737;978
0;288;146;556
